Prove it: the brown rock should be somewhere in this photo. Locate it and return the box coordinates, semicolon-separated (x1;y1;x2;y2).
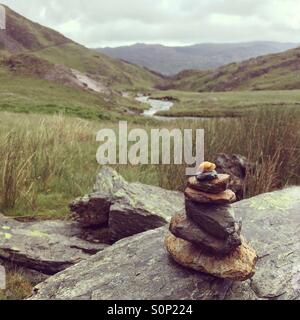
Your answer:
184;187;236;205
187;174;230;194
165;233;257;281
169;213;241;255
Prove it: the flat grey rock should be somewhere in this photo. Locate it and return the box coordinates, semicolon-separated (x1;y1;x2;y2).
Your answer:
30;187;300;300
228;187;300;300
0;214;108;274
29;227;231;300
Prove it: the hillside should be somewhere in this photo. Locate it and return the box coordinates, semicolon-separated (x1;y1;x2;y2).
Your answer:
96;42;299;76
161;46;300;92
0;5;160;93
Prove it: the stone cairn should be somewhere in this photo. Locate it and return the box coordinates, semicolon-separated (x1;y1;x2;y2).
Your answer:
165;162;257;281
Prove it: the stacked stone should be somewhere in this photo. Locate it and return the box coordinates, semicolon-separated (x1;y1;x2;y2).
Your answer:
165;162;257;281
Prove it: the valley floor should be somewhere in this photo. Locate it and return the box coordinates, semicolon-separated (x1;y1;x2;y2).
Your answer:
150;89;300;118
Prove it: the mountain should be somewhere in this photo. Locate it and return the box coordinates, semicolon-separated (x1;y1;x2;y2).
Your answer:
161;46;300;92
96;42;299;76
0;5;159;92
0;4;162;120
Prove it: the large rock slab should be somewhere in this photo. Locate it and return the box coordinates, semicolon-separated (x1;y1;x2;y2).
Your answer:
228;187;300;300
0;214;108;275
29;227;231;300
71;167;184;241
30;187;300;300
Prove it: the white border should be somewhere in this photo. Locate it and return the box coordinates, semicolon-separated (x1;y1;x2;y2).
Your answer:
0;5;6;30
0;265;6;290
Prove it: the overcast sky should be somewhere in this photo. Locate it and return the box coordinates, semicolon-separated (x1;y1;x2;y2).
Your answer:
1;0;300;47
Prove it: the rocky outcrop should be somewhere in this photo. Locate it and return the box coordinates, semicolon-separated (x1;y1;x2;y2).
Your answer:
0;214;108;275
70;167;184;241
30;187;300;300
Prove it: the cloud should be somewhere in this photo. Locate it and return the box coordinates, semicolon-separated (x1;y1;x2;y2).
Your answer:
2;0;300;47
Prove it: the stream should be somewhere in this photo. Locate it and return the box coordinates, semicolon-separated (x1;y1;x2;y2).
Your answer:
135;96;174;117
135;96;227;121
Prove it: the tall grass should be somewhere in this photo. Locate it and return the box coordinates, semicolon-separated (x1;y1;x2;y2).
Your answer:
154;106;300;197
0;107;299;218
0;113;100;217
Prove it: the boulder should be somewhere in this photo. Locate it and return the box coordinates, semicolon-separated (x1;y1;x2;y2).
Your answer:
185;188;236;205
169;213;241;255
30;187;300;300
70;167;127;227
0;214;108;275
109;182;184;241
71;167;184;241
187;175;230;194
165;233;257;281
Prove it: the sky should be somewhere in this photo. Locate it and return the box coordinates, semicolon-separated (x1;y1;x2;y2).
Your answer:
1;0;300;47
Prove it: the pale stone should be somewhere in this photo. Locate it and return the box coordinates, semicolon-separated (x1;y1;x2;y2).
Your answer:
165;233;257;281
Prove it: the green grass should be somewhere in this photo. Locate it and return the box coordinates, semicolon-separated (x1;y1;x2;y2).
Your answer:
150;89;300;117
34;43;159;91
1;5;161;92
0;266;33;300
0;107;299;219
0;66;149;120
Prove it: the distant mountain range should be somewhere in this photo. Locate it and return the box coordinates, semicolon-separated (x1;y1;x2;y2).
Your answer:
96;42;299;75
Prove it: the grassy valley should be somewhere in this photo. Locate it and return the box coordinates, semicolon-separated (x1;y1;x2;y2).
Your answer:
0;4;160;121
0;5;299;218
0;3;300;301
